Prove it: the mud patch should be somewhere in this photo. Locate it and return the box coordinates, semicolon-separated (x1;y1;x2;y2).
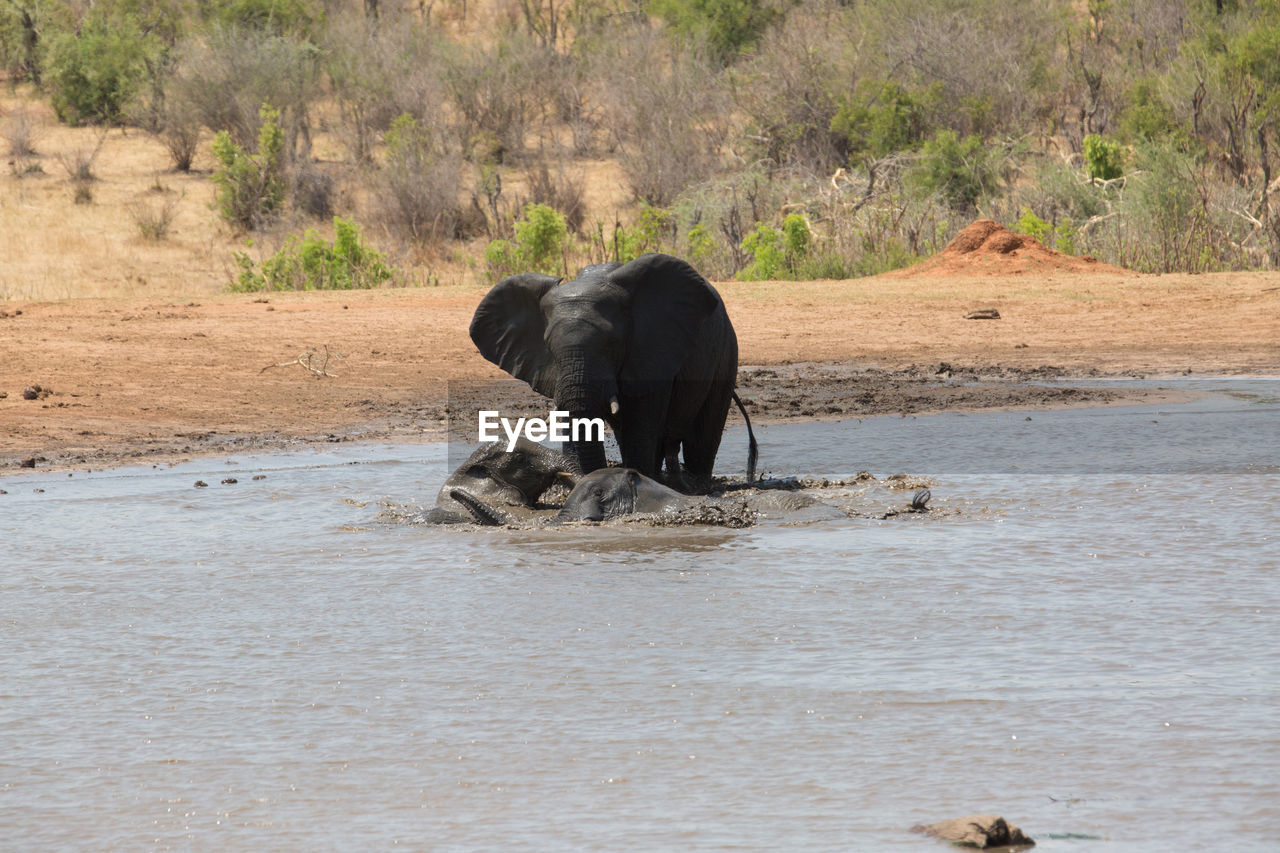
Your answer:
3;361;1170;474
730;362;1146;425
594;502;758;529
382;471;951;530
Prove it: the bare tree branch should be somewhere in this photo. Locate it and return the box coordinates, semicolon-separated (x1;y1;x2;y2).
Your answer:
261;346;347;378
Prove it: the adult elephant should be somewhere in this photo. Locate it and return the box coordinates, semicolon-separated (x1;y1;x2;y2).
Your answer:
469;253;756;489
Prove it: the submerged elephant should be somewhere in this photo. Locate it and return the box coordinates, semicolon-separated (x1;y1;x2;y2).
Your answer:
453;467;833;527
552;467;835;523
557;467;698;521
415;437;575;524
469;254;757;490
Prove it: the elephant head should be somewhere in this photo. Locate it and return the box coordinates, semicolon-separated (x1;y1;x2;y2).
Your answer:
555;468;694;522
425;436;576;524
469;254;725;476
458;436;576;506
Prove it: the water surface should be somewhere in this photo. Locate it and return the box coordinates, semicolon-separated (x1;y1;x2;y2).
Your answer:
2;379;1277;850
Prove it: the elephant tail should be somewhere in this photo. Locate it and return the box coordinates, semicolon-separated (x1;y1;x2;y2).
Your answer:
449;488;510;527
731;389;758;483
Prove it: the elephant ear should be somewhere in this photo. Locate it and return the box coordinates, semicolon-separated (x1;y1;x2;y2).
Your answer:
469;273;561;398
623;468;645;513
607;253;721;386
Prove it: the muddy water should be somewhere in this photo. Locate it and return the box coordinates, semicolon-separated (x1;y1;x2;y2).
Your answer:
2;380;1277;850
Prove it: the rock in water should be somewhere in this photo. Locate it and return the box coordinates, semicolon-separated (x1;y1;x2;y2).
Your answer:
911;814;1034;848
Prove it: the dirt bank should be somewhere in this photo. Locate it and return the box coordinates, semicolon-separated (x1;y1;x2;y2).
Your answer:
2;269;1277;472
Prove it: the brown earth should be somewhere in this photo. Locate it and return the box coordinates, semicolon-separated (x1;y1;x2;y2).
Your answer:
887;218;1132;278
3;267;1277;473
4;90;1275;475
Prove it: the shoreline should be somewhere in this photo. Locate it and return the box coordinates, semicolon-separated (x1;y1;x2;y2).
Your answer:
0;364;1225;476
3;272;1277;474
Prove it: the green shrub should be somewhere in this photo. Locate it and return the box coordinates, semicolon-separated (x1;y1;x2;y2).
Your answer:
514;203;567;273
485;203;568;276
211;104;285;230
1013;208;1051;244
1012;207;1082;254
1054;218;1078;257
848;238;917;278
738;223;783;280
1082;133;1123;182
796;252;855;280
229;217;396;291
205;0;319;34
613;204;674;263
831;82;935;164
0;0;50;83
781;213;811;260
915;130;996;211
738;213;812;280
483;239;521;277
1227;13;1280;119
44;14;160;125
685;222;716;270
1118;79;1180;143
647;0;780;65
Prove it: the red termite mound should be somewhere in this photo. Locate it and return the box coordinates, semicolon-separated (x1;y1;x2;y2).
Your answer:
885;219;1131;277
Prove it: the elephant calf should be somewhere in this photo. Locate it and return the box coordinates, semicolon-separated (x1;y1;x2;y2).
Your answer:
414;437;575;524
453;467;838;527
552;468;834;523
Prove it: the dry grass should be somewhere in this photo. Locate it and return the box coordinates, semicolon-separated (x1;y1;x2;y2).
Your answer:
126;187;185;240
0;86;639;301
54;130;107;182
0;89;238;301
2;106;43;158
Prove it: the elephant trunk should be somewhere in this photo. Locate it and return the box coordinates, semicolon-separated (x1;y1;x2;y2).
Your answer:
553;348;616;475
563;431;607;475
448;488;508;526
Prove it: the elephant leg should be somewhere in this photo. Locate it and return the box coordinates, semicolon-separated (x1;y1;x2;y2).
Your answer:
666;317;735;483
563;433;608;475
661;442;695;494
617;430;662;480
614;391;668;479
678;382;732;482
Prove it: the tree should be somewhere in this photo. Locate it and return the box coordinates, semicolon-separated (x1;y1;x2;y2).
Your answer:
647;0;782;66
211;104;286;230
44;12;161;125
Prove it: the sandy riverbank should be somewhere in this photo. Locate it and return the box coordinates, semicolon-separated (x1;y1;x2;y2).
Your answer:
2;269;1276;472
